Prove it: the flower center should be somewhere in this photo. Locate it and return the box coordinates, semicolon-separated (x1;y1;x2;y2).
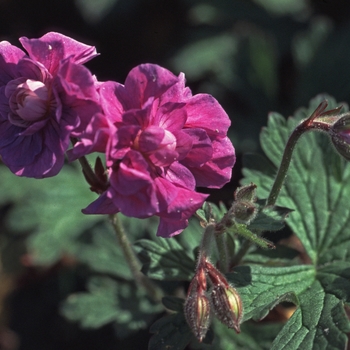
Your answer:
6;78;52;127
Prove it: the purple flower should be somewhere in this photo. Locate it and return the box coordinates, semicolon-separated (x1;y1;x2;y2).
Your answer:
71;64;235;237
0;32;100;178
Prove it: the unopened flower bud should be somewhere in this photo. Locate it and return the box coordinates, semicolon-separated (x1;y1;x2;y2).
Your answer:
231;200;257;224
234;183;257;202
210;284;243;333
184;279;211;342
330;113;350;161
228;183;258;224
205;261;229;288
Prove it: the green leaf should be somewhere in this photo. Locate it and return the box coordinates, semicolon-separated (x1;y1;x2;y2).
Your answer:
244;245;300;266
134;237;195;281
242;94;350;265
227;265;315;321
0;165;100;265
75;220;133;280
212;320;284;350
149;313;193;350
227;223;275;249
317;260;350;301
61;276;162;337
241;95;350;349
149;311;214;350
162;296;185;313
61;277;123;328
248;202;293;232
271;281;350;349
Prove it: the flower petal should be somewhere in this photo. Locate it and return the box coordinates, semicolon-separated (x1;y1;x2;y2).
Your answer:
0;41;26;84
19;32;98;75
189;137;236;188
185;94;231;138
180;128;213;167
124;64;179;109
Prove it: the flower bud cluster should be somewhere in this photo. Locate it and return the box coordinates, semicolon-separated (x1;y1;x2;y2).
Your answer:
184;257;243;342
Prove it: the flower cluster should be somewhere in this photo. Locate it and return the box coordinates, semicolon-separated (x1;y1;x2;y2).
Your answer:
0;32;236;237
0;32;100;177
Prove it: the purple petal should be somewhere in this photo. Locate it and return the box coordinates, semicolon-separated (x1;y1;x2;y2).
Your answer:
57;58;99;102
68;113;111;161
163;162;196;190
19;32;98;75
153;102;187;132
189;137;235;188
156;218;189;238
99;81;125;123
138;125;165;152
122;107;151;129
0;41;26;84
158;72;192;105
110;150;153;196
184;94;231;138
111;185;159;218
83;192;119;215
17;58;51;82
173;130;193;160
180;128;212;167
124;64;179;109
155;181;208;237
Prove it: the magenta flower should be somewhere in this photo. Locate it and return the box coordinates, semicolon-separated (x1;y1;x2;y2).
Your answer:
0;32;100;178
71;64;235;237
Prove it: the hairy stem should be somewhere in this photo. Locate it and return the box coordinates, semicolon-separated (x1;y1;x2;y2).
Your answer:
109;214;164;303
266;101;329;206
215;233;229;273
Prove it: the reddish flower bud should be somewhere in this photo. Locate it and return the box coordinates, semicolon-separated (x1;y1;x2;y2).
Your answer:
184;279;211;342
210;284;243;333
205;261;229;288
330;113;350;161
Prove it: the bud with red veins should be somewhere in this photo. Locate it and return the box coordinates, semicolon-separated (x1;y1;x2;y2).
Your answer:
210;284;243;333
184;269;210;342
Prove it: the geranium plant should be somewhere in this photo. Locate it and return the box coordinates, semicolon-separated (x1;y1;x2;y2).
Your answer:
1;32;350;350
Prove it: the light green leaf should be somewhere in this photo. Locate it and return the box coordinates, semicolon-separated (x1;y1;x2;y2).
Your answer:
0;165;100;265
61;276;162;336
75;220;132;280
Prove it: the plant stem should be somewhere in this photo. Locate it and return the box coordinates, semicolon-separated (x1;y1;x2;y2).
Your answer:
266;116;321;206
215;233;229;273
233;102;332;265
77;155;100;186
109;214;164;303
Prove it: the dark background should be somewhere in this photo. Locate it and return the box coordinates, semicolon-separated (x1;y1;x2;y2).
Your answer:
0;0;350;349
